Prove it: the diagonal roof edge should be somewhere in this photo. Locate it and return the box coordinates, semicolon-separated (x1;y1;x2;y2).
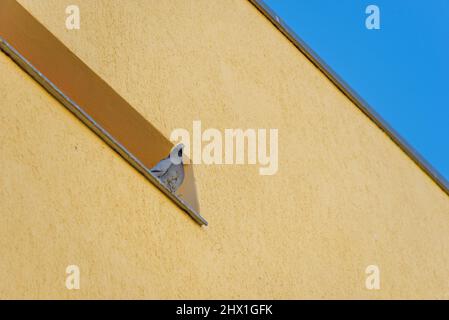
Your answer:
249;0;449;198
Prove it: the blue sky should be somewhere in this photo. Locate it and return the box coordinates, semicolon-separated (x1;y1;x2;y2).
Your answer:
263;0;449;184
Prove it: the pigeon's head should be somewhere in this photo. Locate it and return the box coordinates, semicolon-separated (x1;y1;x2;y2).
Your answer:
169;143;184;165
176;143;184;158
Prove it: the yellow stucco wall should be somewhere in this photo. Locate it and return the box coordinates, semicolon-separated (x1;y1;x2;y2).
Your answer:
1;0;448;298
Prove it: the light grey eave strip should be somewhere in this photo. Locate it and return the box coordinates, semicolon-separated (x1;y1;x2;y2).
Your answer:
249;0;449;198
0;36;208;226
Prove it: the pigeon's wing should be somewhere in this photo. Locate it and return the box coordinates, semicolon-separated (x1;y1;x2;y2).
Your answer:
150;157;172;177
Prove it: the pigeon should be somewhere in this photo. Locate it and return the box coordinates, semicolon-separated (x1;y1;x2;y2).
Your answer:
150;143;185;193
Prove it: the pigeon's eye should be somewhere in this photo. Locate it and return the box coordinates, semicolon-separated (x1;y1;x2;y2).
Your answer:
178;149;182;158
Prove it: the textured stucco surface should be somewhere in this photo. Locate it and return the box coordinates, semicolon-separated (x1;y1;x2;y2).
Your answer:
0;0;448;298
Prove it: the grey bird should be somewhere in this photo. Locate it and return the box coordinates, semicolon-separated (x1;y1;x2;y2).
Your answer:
150;144;185;193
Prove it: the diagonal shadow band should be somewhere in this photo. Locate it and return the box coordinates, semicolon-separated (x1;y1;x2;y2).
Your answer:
0;0;206;226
